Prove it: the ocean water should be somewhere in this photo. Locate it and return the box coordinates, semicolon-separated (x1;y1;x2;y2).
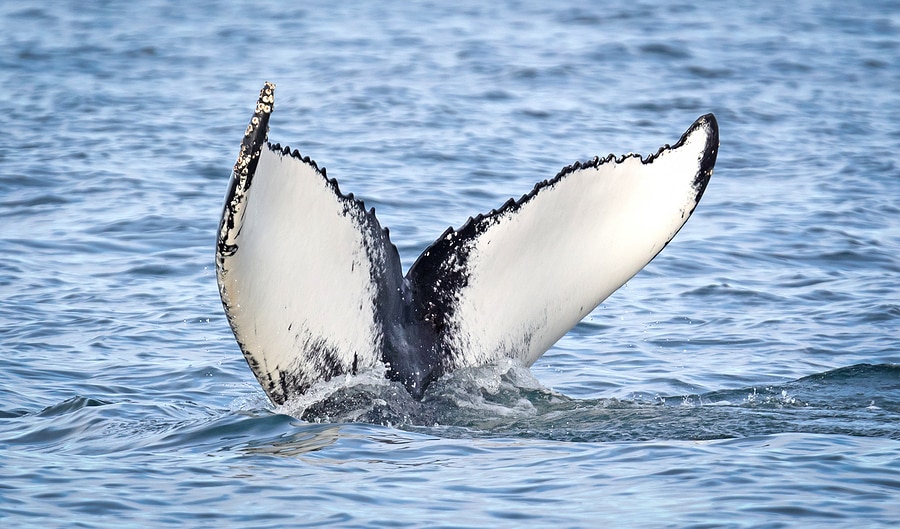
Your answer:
2;0;899;527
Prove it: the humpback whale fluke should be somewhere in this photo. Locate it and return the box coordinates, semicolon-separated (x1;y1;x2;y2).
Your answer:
217;82;718;405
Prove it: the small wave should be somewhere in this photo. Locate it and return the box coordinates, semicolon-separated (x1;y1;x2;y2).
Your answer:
35;395;112;417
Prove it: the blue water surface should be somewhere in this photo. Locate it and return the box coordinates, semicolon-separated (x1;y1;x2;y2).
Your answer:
2;1;899;527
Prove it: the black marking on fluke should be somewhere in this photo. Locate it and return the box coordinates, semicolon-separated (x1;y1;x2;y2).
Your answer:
217;82;274;263
216;82;719;405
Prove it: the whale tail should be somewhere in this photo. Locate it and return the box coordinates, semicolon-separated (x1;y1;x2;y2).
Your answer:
217;82;718;405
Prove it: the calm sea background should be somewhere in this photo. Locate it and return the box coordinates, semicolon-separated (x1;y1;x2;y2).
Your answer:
2;1;899;527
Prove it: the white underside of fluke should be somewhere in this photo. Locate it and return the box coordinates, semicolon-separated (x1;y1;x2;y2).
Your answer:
218;146;387;403
444;129;713;369
217;82;718;405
